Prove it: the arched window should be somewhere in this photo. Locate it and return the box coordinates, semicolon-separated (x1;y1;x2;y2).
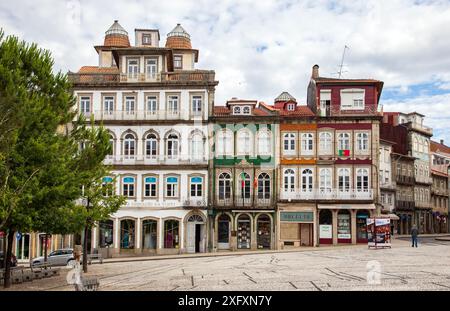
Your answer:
120;219;135;249
413;137;419;152
218;173;231;200
145;133;158;159
301;133;314;154
122;176;135;197
284;169;295;192
283;133;296;154
301;169;313;191
239;172;251;199
258;131;271;155
243;106;251;114
356;168;369;191
124;133;136;157
319;168;332;192
257;173;271;199
108;134;115;156
233;106;241;114
424;140;429;153
338;168;350;192
167;133;179;159
164;220;179;248
357;133;369;151
190;133;204;160
216;129;233;156
319;132;332;153
237;130;252;155
338;133;350;154
142;219;157;249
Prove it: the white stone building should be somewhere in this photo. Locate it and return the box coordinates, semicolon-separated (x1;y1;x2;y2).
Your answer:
69;21;218;256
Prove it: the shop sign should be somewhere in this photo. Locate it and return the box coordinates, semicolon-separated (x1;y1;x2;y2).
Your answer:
319;225;332;239
280;212;313;222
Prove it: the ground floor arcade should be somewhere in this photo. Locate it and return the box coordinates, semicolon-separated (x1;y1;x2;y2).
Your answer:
210;210;276;251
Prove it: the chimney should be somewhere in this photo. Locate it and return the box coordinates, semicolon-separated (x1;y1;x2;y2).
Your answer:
312;64;319;79
440;139;444;145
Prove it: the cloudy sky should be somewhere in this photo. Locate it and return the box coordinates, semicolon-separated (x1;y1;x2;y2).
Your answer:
1;0;450;142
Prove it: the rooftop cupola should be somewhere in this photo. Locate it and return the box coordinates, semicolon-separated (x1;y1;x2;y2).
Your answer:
275;91;297;103
165;23;192;49
104;20;130;47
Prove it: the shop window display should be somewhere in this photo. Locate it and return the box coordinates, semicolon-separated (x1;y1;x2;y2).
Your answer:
337;211;351;241
257;215;271;249
120;219;135;249
237;215;251;249
164;219;179;248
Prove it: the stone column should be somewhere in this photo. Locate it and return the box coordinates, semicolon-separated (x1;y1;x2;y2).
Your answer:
332;210;338;245
92;226;97;252
136;218;141;254
114;218;120;251
351;210;357;244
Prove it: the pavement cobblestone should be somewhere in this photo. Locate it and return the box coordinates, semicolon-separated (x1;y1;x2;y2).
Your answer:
3;237;450;291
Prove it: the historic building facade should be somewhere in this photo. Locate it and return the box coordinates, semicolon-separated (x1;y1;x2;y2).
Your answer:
208;99;279;251
68;21;218;256
380;113;415;235
430;140;450;233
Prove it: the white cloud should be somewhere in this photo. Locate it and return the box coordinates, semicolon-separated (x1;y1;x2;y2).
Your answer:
1;0;450;139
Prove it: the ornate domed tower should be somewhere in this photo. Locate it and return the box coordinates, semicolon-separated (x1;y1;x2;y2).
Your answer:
104;20;130;47
165;23;192;49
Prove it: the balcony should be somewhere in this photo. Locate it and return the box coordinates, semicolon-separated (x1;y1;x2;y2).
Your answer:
104;154;207;166
408;122;433;136
395;200;415;211
68;70;216;85
318;105;381;117
87;110;194;121
215;196;273;207
279;188;373;201
124;198;206;208
395;175;415;185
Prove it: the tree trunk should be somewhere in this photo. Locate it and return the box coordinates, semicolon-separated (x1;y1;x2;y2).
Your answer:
3;229;14;288
82;225;89;273
2;235;6;268
44;234;48;263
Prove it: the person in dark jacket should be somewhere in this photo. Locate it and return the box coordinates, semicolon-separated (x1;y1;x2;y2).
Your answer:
411;225;418;247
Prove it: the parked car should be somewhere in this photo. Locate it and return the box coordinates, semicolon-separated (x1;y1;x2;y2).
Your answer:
31;248;78;267
0;251;18;269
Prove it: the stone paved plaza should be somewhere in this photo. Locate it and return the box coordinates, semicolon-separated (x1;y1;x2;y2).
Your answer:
3;237;450;291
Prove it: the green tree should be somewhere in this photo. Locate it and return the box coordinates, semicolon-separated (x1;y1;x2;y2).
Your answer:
71;117;125;273
0;30;79;288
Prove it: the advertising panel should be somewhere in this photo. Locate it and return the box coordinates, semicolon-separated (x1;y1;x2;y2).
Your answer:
367;218;391;248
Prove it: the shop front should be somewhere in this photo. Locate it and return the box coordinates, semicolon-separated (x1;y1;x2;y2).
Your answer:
278;203;315;248
356;210;370;243
318;204;376;245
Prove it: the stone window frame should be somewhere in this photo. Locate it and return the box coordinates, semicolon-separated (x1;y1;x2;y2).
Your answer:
163;173;181;200
142;173;159;200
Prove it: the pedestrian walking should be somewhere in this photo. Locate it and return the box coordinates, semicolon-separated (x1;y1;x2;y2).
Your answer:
411;225;418;247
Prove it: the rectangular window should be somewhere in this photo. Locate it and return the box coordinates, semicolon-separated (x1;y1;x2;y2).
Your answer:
192;95;202;115
80;96;91;114
167;95;179;114
283;133;296;155
125;96;135;114
190;177;203;197
166;177;178;197
146;96;158;114
123;182;135;197
142;34;152;45
127;59;139;79
340;89;365;110
174;55;183;69
145;58;157;79
144;177;157;197
103;96;114;114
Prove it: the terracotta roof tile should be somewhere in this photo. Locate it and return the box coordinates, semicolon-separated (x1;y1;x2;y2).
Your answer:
77;66;119;74
431;140;450;155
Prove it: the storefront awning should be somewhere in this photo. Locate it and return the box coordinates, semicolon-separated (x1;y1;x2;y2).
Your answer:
317;203;376;210
378;213;400;220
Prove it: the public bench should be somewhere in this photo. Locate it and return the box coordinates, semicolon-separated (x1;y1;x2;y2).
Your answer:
87;253;103;265
74;277;100;291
